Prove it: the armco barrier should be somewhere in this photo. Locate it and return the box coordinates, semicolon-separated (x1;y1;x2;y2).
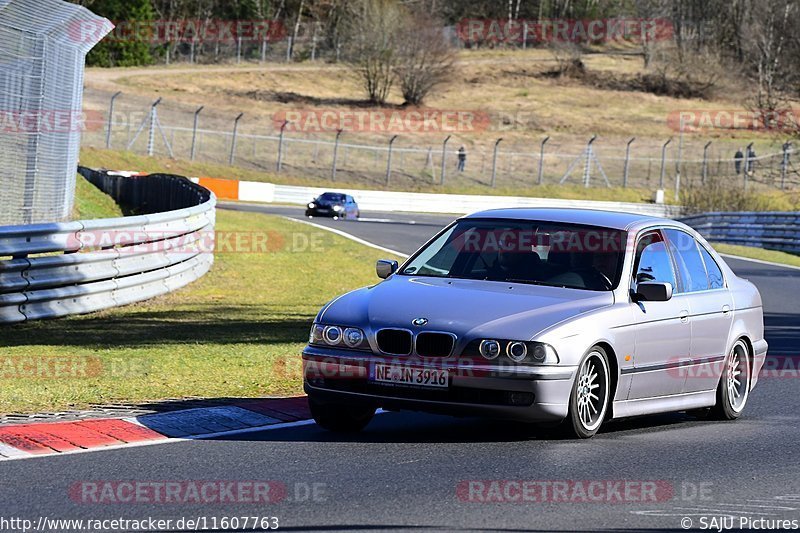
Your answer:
0;168;216;324
680;212;800;254
190;177;683;218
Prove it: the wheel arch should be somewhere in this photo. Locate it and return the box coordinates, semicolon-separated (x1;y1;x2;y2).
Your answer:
592;341;619;418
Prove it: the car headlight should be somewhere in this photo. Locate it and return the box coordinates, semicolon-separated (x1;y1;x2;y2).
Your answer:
333;205;342;212
343;327;365;347
506;341;528;363
467;339;559;365
308;202;316;209
479;340;501;360
309;323;369;351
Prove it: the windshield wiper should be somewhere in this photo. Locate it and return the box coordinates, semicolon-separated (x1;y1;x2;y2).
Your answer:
501;278;557;287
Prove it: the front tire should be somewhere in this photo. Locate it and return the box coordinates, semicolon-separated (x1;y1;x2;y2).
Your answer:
309;398;375;433
711;339;751;420
566;347;611;438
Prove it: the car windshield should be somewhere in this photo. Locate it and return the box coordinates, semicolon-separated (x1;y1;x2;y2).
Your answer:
318;193;345;202
399;219;627;291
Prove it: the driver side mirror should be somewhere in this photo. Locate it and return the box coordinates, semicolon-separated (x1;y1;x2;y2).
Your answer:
633;282;673;302
376;259;399;279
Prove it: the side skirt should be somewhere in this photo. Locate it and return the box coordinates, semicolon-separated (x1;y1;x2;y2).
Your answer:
611;390;716;419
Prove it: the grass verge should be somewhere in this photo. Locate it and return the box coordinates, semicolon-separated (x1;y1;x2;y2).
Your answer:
715;243;800;269
0;209;401;414
79;147;663;204
72;173;124;220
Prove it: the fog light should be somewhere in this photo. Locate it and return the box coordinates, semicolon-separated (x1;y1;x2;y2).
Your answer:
344;327;364;348
505;391;535;406
479;340;501;360
507;341;528;362
323;326;342;345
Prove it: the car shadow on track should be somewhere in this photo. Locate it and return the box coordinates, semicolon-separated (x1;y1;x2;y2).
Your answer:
214;409;713;445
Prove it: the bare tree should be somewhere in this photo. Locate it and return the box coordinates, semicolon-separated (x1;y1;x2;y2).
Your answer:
394;12;456;105
743;0;796;128
341;0;403;104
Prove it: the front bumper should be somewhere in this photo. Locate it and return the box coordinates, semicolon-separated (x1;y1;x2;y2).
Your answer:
302;347;578;423
306;207;339;217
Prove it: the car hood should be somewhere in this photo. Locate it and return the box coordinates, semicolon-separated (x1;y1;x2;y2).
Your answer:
319;275;614;341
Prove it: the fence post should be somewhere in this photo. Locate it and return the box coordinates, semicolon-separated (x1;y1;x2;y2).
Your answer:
440;135;451;185
659;138;672;189
332;129;343;181
190;106;204;161
287;37;293;62
623;137;635;188
744;142;754;191
702;141;712;184
583;135;596;188
105;91;122;149
276;120;288;172
147;98;163;157
236;37;242;64
781;141;791;189
229;113;244;166
386;135;398;185
674;116;685;201
491;138;503;187
538;136;549;185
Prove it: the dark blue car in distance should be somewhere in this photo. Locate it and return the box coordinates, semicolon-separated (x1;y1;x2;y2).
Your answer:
306;192;360;220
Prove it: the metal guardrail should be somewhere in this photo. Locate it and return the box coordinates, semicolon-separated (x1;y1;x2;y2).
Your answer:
0;168;216;323
680;212;800;254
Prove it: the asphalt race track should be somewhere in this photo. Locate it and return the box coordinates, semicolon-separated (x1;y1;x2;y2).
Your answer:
2;204;799;532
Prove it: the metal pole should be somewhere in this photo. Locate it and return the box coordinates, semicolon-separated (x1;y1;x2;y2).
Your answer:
491;138;503;187
106;91;122;149
659;138;672;189
386;135;398;185
277;120;288;172
287;36;293;62
701;141;712;184
190;106;204;161
674;116;684;201
623;137;635;188
440;135;451;185
237;37;242;64
332;129;343;181
583;135;597;188
538;136;549;185
147;98;163;157
781;141;790;190
744;142;754;191
229;113;244;166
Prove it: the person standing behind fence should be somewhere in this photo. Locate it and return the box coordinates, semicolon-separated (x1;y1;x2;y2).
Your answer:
734;148;743;175
457;146;467;172
746;146;757;176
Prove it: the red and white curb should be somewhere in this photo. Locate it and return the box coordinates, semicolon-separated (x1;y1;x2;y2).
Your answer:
0;397;311;461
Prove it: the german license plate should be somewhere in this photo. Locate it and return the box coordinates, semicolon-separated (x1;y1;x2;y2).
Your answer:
371;364;448;388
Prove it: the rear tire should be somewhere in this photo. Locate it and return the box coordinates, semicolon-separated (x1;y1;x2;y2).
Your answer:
566;347;611;439
309;398;375;433
711;339;751;420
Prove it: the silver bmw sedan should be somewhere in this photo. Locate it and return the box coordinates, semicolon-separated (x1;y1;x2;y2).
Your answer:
303;208;767;438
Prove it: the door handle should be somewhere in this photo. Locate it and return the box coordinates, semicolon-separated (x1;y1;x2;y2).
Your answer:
679;310;689;323
722;304;731;315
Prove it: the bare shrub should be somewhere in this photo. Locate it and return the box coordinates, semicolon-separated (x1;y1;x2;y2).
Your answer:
394;13;456;106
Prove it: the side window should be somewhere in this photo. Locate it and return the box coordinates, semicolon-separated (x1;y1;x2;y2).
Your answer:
633;232;677;289
698;245;725;289
664;229;709;293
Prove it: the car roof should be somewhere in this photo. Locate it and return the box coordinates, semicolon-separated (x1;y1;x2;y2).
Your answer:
463;207;677;231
